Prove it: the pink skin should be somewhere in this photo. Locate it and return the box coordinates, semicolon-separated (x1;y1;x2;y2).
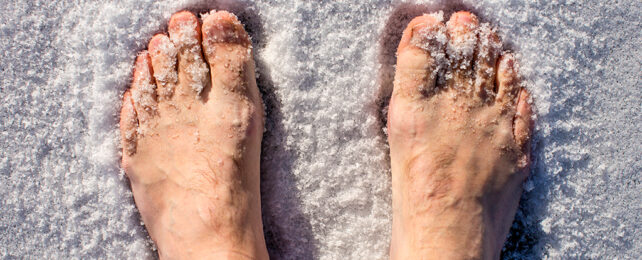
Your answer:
120;10;268;260
119;9;533;260
388;11;533;260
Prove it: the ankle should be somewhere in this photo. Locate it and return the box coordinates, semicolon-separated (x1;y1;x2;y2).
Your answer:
156;235;268;260
150;212;268;260
159;247;266;260
171;246;267;260
391;197;504;260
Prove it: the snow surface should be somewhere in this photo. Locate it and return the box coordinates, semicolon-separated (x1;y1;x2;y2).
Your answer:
1;0;640;259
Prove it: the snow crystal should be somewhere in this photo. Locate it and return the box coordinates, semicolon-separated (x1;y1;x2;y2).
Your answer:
131;52;158;125
170;19;200;47
0;0;640;259
445;15;477;64
410;12;448;64
183;49;209;95
150;36;178;97
169;18;209;96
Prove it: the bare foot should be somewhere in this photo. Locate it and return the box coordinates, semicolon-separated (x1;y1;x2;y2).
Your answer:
388;11;533;259
119;10;268;259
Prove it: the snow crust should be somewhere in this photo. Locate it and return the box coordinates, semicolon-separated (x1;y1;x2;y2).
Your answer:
1;0;640;259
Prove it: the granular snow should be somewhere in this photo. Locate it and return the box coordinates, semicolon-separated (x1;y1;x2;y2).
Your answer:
0;0;640;259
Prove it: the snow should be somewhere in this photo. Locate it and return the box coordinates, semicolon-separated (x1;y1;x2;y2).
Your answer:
150;35;178;96
0;0;640;259
169;17;209;95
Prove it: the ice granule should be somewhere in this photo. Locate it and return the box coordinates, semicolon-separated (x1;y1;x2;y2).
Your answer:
151;36;178;96
169;18;200;47
1;0;640;259
131;54;158;119
184;49;209;95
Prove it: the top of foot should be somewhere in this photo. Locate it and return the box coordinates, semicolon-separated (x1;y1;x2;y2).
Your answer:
119;10;268;259
388;11;533;260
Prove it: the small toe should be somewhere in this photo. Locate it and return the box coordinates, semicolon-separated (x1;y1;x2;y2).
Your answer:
148;34;178;100
201;11;259;102
169;11;209;100
120;90;138;161
473;23;501;102
445;11;479;92
393;13;447;99
513;89;533;168
130;51;158;123
495;53;521;107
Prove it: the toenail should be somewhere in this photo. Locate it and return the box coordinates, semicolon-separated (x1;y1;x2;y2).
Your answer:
168;11;201;46
205;15;250;46
170;11;198;26
452;11;476;25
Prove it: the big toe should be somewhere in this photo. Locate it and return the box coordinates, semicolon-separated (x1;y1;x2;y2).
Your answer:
202;11;251;47
393;12;447;99
445;11;479;92
201;11;259;103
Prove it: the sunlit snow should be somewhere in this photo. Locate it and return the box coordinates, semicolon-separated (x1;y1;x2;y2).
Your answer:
1;0;640;259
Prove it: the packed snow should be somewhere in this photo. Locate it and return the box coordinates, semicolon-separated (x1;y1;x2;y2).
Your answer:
0;0;640;259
